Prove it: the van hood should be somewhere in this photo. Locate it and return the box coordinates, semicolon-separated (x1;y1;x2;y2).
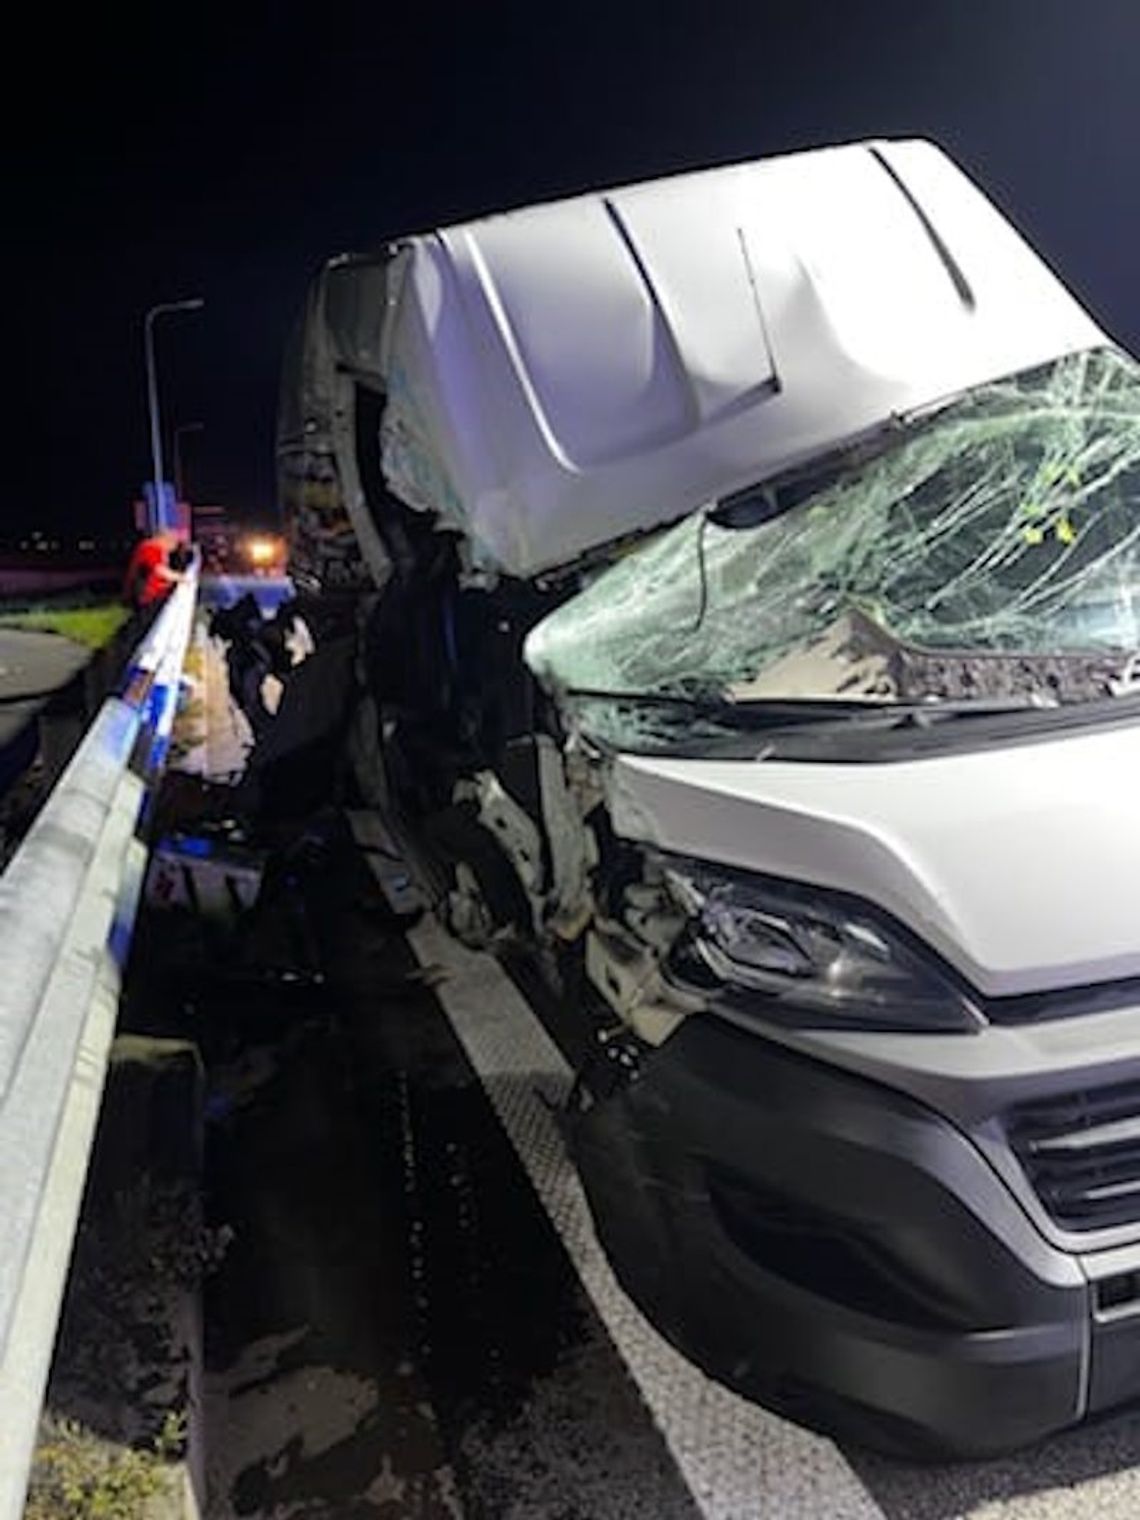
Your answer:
608;720;1140;998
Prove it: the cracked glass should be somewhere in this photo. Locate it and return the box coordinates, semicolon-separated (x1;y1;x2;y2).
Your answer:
526;348;1140;748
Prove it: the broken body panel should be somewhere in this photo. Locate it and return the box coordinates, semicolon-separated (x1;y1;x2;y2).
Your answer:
380;139;1101;576
279;140;1140;1456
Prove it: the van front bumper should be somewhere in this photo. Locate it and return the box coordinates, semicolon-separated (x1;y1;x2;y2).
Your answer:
568;1015;1140;1457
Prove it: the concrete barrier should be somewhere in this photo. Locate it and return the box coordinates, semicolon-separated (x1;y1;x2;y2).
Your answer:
0;571;198;1520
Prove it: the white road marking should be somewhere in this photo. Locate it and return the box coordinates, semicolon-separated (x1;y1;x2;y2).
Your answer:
352;802;1140;1519
406;914;887;1520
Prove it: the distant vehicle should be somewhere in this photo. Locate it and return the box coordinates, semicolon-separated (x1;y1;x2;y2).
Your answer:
193;505;286;578
192;504;233;575
278;140;1140;1457
236;532;286;577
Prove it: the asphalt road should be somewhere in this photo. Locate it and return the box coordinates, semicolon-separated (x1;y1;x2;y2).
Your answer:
123;816;1140;1520
0;626;90;767
0;627;91;702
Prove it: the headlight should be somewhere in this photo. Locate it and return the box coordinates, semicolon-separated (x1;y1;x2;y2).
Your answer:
665;860;979;1033
243;535;282;568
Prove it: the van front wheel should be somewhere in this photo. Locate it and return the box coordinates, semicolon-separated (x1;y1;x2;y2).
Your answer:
425;806;533;951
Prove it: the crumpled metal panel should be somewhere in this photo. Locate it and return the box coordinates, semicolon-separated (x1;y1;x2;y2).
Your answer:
378;139;1103;578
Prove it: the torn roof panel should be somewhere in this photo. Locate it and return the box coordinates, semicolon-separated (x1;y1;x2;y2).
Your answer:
379;139;1106;579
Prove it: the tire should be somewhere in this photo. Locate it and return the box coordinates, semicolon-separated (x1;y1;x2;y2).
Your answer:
423;804;533;949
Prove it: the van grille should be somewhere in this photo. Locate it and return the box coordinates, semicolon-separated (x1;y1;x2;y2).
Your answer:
1008;1079;1140;1232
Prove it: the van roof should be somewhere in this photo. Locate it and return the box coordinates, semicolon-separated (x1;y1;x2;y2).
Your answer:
379;139;1104;578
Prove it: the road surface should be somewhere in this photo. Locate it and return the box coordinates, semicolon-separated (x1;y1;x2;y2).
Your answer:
0;625;90;703
0;627;90;776
120;819;1140;1520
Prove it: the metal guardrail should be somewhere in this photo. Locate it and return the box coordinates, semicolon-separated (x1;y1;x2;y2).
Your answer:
0;571;198;1520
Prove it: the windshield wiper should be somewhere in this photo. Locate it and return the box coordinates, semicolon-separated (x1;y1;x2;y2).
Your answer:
564;688;863;732
562;687;1056;731
793;695;1058;729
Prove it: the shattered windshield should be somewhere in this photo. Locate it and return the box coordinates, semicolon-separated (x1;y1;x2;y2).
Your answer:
525;348;1140;751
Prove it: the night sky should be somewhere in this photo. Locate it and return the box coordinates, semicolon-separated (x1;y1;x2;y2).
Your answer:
10;0;1140;537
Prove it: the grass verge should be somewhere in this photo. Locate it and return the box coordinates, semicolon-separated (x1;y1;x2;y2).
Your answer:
0;603;129;649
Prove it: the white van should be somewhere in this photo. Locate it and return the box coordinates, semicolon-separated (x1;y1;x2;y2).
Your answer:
278;140;1140;1456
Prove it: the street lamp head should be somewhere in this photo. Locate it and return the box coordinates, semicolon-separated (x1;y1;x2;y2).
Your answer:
145;296;206;325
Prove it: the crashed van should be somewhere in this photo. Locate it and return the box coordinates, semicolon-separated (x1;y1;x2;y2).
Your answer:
278;140;1140;1456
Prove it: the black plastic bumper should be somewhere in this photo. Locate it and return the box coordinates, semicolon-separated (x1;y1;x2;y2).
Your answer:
568;1016;1105;1458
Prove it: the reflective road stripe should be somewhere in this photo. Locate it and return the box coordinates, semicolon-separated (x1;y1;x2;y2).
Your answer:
407;914;888;1520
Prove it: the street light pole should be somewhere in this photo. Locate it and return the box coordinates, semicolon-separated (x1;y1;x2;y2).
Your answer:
144;297;205;530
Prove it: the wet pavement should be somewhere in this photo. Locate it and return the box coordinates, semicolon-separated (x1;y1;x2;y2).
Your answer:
177;827;700;1519
124;814;1137;1520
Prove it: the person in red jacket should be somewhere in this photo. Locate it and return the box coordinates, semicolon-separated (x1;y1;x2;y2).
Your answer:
123;530;186;611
